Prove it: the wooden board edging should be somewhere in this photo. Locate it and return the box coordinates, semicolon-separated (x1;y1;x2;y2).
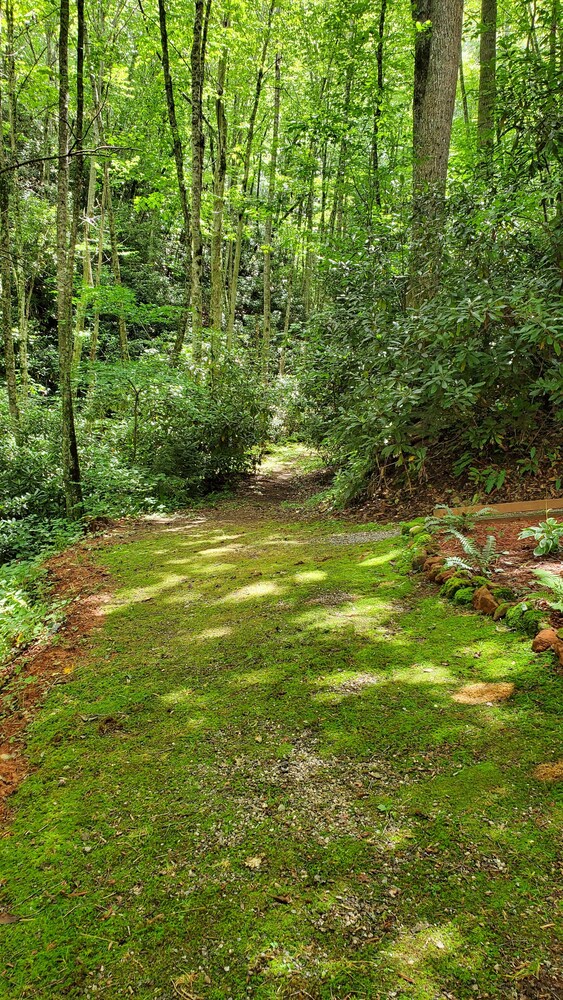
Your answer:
433;497;563;520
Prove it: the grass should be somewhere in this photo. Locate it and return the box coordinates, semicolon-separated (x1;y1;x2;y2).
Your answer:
1;448;562;999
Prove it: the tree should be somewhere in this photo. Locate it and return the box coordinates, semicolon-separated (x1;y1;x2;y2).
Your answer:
56;0;83;516
408;0;464;306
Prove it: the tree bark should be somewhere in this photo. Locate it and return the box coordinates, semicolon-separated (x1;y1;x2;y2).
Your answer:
209;28;229;348
370;0;387;214
407;0;464;307
477;0;497;165
57;0;83;516
226;0;275;348
262;52;281;382
158;0;193;361
190;0;208;364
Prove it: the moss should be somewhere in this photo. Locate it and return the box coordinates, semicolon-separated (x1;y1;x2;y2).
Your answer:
471;575;493;589
493;601;513;621
409;531;433;548
401;518;424;535
491;586;516;603
440;574;473;599
505;603;547;636
0;447;561;1000
453;586;476;605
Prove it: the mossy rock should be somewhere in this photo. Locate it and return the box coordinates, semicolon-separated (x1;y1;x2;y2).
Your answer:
409;531;433;548
505;603;547;636
440;574;473;599
491;586;516;603
453;586;477;605
409;523;426;537
493;601;512;621
401;519;424;536
471;575;493;589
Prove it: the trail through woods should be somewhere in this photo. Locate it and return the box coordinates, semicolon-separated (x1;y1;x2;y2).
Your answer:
1;447;562;1000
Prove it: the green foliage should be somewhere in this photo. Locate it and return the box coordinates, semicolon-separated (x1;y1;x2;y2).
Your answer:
532;569;563;612
425;501;493;537
444;531;498;576
453;586;476;605
519;518;563;557
0;558;64;663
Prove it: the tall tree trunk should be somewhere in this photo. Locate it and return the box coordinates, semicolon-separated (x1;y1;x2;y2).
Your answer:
370;0;387;214
190;0;209;364
0;1;19;429
407;0;464;307
262;52;281;382
73;150;97;371
158;0;192;361
57;0;83;516
477;0;497;166
226;0;275;348
209;29;228;350
329;64;353;237
104;161;129;361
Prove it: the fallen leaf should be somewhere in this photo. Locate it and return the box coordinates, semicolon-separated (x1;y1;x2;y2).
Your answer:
0;913;20;924
254;735;263;743
272;894;291;904
244;856;263;870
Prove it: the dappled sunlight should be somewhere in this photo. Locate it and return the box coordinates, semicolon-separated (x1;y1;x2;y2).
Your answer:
358;547;402;566
229;666;283;687
195;626;233;641
159;688;210;710
218;580;284;603
392;661;455;686
109;575;203;608
294;569;327;583
196;543;249;556
383;920;464;990
294;596;397;637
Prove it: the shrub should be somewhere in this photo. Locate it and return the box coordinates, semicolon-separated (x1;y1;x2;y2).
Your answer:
519;518;563;557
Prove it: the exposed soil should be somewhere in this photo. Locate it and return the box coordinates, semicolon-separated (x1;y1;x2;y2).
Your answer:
0;537;117;825
532;761;563;783
437;515;563;605
452;682;515;705
350;444;563;523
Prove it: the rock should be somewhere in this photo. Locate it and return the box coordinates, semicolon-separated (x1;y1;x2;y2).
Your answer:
435;568;457;584
422;556;444;575
505;603;547;637
439;573;473;599
532;629;560;653
472;586;499;616
412;548;429;569
493;602;512;621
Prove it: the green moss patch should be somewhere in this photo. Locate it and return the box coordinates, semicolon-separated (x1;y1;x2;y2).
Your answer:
1;474;562;999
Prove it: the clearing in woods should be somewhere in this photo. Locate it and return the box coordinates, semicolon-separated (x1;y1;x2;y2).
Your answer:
1;446;562;1000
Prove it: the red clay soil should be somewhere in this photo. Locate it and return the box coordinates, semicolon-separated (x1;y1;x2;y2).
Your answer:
436;515;563;627
0;538;116;827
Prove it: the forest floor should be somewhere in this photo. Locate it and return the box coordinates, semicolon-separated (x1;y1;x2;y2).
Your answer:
1;445;562;1000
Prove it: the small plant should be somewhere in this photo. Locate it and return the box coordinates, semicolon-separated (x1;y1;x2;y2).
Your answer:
518;516;563;557
425;499;493;537
533;568;563;611
444;530;498;575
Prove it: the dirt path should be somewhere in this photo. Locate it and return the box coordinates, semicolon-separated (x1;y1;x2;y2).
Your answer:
0;446;562;1000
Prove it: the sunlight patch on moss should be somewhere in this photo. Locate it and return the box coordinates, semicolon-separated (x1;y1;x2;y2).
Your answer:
294;570;327;583
219;580;283;602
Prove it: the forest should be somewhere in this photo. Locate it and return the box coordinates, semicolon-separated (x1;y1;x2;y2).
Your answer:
1;0;561;542
1;2;563;997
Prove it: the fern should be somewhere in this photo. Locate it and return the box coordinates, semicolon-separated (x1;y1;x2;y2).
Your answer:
425;502;494;538
444;531;498;574
532;569;563;612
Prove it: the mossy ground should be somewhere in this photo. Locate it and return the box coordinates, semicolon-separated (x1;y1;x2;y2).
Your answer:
1;447;562;999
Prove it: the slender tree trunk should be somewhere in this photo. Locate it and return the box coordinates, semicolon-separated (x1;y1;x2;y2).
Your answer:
0;63;19;429
477;0;497;167
190;0;208;364
209;29;229;349
158;0;192;361
89;181;106;364
73;150;97;371
370;0;387;214
57;0;83;516
226;0;275;348
407;0;464;307
262;52;281;382
103;162;129;361
329;64;353;237
459;41;470;131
